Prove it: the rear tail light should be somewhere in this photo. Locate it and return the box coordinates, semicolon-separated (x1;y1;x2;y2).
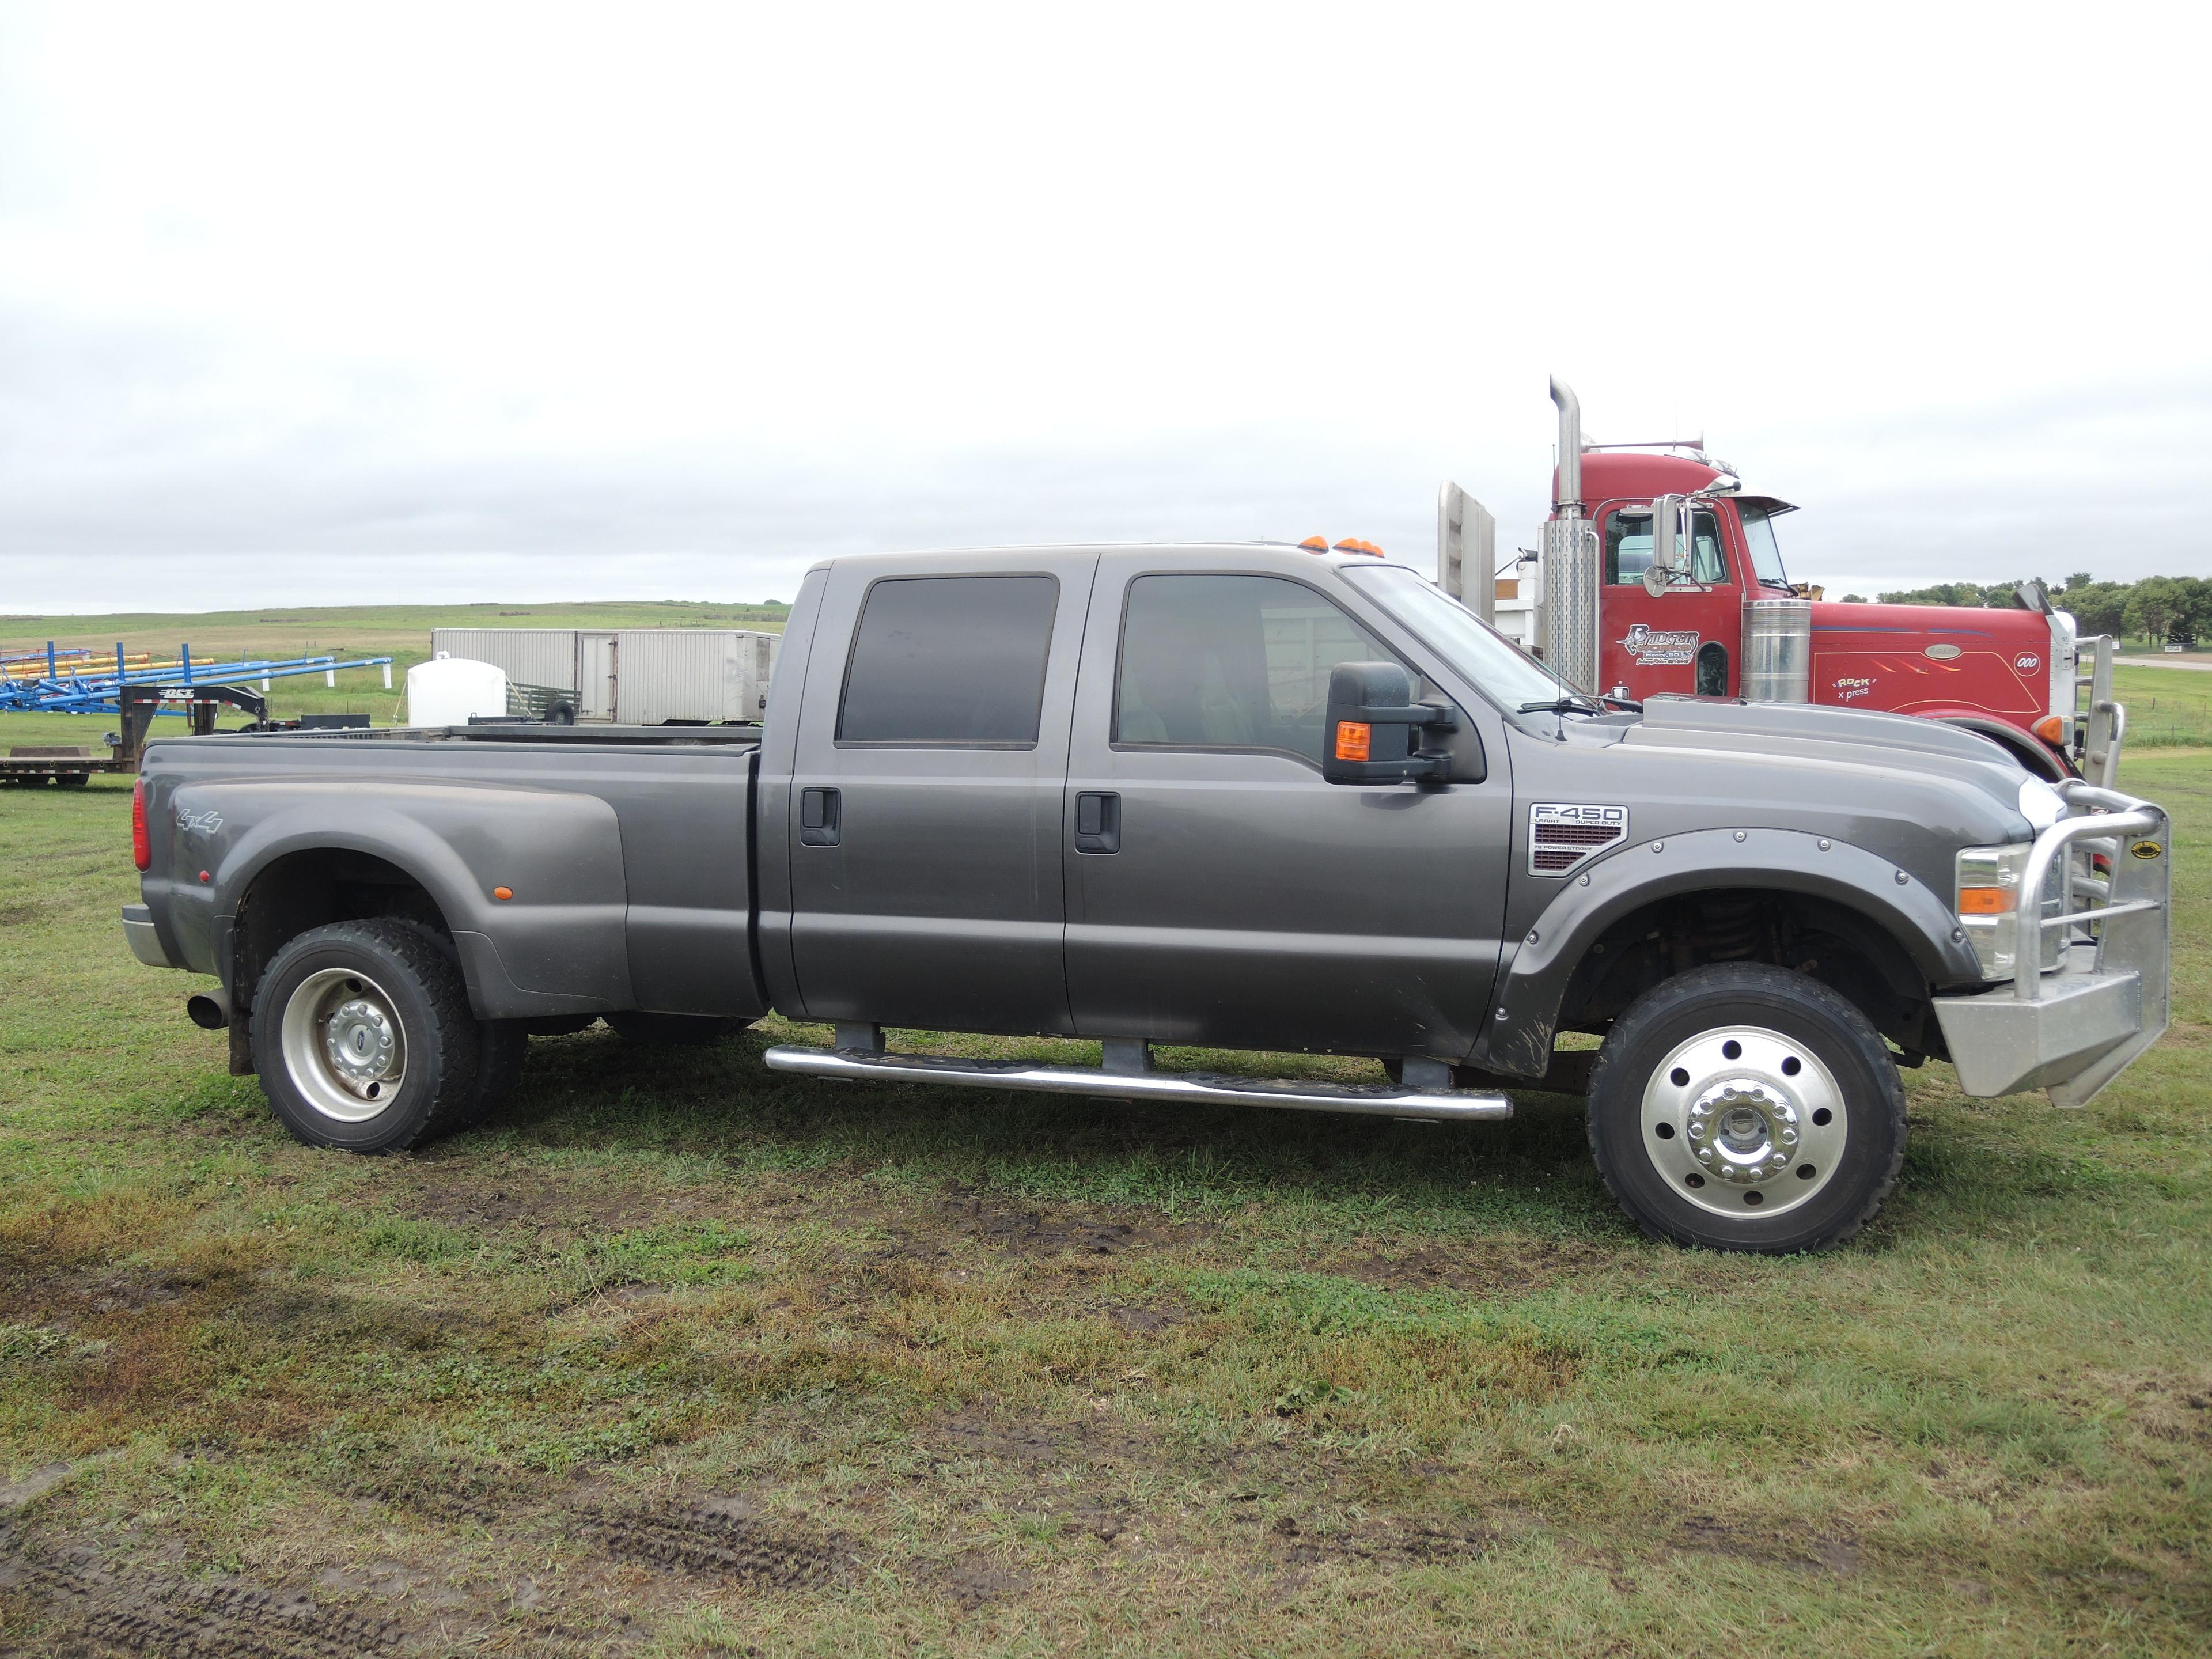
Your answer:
131;778;150;870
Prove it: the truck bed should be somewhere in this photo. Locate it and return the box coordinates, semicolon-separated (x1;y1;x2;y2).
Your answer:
134;725;767;1023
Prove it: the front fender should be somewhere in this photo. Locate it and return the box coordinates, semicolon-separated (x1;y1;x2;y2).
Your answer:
184;779;634;1018
1468;826;1985;1077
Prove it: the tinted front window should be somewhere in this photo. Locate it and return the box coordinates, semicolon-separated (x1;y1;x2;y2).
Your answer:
1606;510;1728;585
1116;574;1389;764
838;574;1058;744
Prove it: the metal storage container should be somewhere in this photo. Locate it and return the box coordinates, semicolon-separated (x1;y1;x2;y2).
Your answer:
1741;599;1813;703
429;628;579;691
612;630;778;724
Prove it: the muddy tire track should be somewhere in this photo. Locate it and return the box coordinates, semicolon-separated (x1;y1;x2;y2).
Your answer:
578;1501;851;1590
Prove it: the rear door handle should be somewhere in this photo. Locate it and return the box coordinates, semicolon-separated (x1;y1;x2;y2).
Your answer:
800;787;841;847
1074;791;1120;854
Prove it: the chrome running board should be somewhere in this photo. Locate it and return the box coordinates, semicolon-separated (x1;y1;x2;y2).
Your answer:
761;1043;1513;1123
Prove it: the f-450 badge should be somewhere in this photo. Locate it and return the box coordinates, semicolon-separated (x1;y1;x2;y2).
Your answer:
1619;623;1699;666
1528;803;1629;876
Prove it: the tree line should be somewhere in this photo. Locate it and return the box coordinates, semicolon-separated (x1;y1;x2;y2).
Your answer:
1838;575;2207;647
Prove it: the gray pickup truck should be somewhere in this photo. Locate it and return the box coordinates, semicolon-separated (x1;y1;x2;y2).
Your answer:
122;544;2172;1253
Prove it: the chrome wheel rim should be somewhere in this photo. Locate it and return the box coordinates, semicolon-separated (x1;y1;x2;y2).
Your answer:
281;967;408;1123
1639;1024;1847;1219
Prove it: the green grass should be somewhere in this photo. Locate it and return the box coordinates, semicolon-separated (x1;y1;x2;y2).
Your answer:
0;755;2207;1654
2111;666;2212;748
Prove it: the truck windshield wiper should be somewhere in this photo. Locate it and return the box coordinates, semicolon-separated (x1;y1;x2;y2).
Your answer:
1518;695;1604;715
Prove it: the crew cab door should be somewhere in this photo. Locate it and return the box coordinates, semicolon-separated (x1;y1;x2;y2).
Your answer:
1060;557;1512;1060
783;553;1097;1036
1597;503;1741;698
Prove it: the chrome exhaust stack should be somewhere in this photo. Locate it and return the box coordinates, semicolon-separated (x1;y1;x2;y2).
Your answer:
1540;377;1601;693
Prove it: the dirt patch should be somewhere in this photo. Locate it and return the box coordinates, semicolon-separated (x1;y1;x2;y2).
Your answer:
1268;1512;1492;1570
1331;1237;1628;1298
1673;1514;1862;1574
0;1544;405;1656
931;1551;1033;1612
577;1497;851;1589
861;1190;1210;1267
932;1404;1157;1471
392;1165;703;1240
332;1449;551;1528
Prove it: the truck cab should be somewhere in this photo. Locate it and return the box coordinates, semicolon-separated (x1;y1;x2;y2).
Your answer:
1506;384;2085;781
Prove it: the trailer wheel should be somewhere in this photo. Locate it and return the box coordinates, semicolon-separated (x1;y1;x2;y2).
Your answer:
607;1011;743;1047
1586;963;1907;1253
252;919;480;1154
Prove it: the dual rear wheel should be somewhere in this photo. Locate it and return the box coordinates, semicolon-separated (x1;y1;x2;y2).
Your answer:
252;920;742;1154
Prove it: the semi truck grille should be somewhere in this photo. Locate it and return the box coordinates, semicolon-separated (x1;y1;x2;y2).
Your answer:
1528;804;1629;876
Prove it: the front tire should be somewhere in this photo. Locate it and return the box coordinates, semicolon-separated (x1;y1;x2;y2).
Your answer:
252;919;481;1153
1586;963;1907;1252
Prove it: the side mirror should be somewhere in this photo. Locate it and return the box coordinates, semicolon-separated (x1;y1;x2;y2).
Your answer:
1323;661;1457;786
1643;494;1688;597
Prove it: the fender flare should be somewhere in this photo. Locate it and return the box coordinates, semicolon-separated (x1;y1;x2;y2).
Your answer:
1468;826;1986;1077
202;781;633;1018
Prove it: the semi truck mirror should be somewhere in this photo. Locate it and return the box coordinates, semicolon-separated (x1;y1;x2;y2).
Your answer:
1322;662;1455;786
1645;494;1687;597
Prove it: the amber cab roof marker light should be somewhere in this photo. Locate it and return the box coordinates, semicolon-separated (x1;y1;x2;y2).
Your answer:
1299;536;1330;552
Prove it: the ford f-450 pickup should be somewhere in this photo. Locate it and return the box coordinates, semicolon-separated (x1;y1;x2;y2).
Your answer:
122;543;2172;1253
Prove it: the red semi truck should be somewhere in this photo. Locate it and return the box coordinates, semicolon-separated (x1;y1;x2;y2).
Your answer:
1437;381;2116;784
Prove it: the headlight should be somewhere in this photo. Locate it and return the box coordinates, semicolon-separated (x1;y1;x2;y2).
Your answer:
1956;842;2065;980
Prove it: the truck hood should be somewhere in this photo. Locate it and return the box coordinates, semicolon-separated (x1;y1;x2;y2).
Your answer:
1619;697;2035;830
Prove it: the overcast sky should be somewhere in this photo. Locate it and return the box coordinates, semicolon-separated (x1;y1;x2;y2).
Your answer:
2;1;2206;615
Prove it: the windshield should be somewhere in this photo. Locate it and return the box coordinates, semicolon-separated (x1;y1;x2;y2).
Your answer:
1739;505;1791;588
1341;565;1578;712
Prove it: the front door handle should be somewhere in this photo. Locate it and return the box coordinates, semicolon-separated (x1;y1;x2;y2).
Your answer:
1074;791;1120;855
800;787;841;847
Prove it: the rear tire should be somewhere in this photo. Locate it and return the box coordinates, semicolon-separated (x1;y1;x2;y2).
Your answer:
1586;963;1907;1253
252;919;480;1154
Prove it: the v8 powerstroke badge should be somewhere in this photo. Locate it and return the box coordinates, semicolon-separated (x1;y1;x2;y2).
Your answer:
1619;623;1699;666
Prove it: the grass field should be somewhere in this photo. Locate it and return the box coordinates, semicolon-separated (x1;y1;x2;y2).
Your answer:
1;758;2208;1653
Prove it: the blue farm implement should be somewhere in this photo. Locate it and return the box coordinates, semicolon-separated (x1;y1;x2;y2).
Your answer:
0;641;393;717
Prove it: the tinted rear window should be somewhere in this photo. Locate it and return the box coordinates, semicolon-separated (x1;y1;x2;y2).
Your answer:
838;574;1059;744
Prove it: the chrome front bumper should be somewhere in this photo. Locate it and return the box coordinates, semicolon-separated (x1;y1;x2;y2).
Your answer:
1931;782;2169;1106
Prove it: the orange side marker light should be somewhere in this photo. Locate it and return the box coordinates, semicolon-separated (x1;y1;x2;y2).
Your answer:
493;886;513;901
1957;887;2013;915
1335;721;1371;763
2032;715;2064;743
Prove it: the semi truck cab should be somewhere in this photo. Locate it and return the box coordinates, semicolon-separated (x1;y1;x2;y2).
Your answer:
1455;381;2094;783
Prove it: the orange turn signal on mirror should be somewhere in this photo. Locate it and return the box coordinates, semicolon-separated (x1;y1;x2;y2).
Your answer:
1335;721;1371;763
2033;715;2065;743
1957;887;2014;915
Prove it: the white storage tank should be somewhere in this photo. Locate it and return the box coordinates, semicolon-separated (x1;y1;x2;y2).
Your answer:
406;657;509;726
